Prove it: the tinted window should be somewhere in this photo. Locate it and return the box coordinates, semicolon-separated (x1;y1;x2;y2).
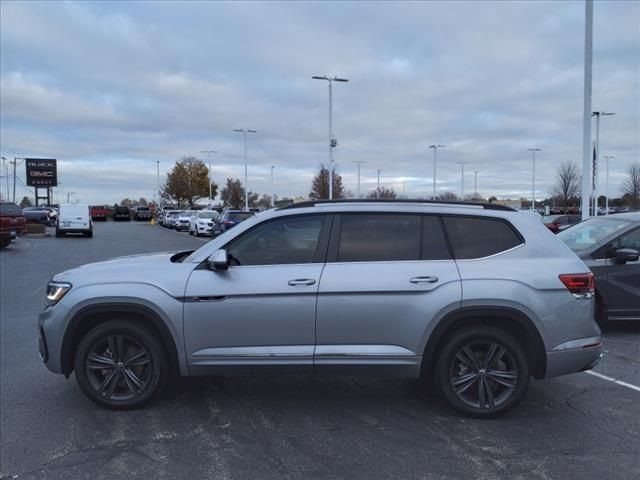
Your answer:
338;214;421;262
0;203;21;215
422;216;451;260
227;215;325;266
443;216;522;259
227;213;253;222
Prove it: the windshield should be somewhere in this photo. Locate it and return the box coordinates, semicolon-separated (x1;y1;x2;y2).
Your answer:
198;212;217;219
0;203;21;215
557;217;632;251
228;213;253;222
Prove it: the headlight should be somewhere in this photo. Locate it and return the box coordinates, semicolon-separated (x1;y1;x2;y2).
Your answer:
46;281;72;305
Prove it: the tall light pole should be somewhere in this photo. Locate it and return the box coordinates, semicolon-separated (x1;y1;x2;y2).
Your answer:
312;75;349;200
456;162;468;199
591;111;615;216
67;192;75;204
581;0;594;220
0;157;7;202
270;165;275;207
377;169;382;189
352;160;366;197
200;150;218;206
233;129;257;211
429;144;446;199
156;160;160;206
527;148;541;211
603;155;614;215
474;170;479;198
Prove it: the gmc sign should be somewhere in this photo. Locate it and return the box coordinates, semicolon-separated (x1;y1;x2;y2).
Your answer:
25;158;57;187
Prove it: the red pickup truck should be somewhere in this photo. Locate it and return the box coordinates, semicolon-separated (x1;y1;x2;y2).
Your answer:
90;205;108;221
0;202;27;248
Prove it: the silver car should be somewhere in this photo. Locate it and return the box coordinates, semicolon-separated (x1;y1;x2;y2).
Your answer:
38;200;602;417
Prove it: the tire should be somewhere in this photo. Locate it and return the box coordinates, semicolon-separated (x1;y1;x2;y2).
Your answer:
0;236;10;249
435;326;529;418
85;229;93;238
55;229;64;238
74;320;168;410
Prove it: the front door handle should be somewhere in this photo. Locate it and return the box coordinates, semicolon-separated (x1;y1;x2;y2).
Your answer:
288;278;316;286
410;276;439;284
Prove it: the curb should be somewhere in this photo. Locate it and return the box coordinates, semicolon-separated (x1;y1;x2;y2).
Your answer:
24;233;50;238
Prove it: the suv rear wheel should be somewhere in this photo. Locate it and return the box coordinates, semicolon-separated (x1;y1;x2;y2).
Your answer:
74;320;168;409
436;326;529;417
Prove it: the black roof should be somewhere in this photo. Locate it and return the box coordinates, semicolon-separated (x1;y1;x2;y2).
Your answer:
277;199;516;212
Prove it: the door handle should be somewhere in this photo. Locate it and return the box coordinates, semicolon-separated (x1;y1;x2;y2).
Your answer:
410;276;439;284
288;279;316;286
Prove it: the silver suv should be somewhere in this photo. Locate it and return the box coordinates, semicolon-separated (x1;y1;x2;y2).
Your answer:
38;200;602;417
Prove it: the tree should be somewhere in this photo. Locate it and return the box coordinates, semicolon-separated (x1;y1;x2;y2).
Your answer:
220;178;245;209
551;162;580;208
309;164;345;200
622;162;640;210
19;196;33;208
138;197;148;206
437;191;459;201
254;194;273;209
162;156;218;208
367;186;397;199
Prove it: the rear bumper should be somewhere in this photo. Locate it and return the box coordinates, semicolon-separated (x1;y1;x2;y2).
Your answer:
545;338;603;378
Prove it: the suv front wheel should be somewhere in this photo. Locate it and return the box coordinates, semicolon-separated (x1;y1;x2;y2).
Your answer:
436;326;529;418
74;320;168;409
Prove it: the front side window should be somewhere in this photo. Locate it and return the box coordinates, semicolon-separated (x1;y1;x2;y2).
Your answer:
443;216;522;259
610;228;640;252
226;215;325;266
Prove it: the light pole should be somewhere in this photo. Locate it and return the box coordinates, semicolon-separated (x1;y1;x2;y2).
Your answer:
156;160;160;206
233;129;257;211
527;148;541;211
456;162;468;199
603;155;614;215
429;144;446;199
312;75;349;200
0;157;7;202
580;0;593;220
67;192;75;204
200;150;218;206
591;111;615;216
270;165;275;207
474;170;479;198
377;169;382;189
352;160;366;197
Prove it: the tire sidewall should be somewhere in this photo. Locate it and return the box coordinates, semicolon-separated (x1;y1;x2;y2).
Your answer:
436;326;529;418
74;321;167;410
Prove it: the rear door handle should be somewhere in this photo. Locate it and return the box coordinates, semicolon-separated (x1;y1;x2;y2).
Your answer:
288;278;316;286
410;276;439;284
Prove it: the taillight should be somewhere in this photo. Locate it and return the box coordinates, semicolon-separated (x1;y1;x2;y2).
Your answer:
559;273;594;297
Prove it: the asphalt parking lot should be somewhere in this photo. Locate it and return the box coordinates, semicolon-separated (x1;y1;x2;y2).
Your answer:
1;221;638;480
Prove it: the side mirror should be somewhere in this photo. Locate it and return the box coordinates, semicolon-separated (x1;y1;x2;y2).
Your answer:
614;248;639;265
207;249;229;271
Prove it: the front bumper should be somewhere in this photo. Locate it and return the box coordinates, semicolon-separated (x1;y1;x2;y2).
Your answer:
545;337;603;378
38;304;70;374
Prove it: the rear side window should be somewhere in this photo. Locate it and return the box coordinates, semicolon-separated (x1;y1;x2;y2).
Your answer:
0;203;21;215
336;214;450;262
443;216;522;259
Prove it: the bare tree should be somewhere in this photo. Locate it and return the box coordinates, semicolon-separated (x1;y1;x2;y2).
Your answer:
367;186;397;199
551;162;580;208
622;162;640;210
220;178;245;209
309;164;345;200
437;191;459;201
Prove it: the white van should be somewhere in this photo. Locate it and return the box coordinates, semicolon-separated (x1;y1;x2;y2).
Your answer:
56;204;93;237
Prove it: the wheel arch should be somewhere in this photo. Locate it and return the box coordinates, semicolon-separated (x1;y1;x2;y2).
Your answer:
60;303;181;378
422;306;547;379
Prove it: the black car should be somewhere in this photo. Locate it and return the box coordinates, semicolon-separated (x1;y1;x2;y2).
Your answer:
211;210;254;237
113;205;131;221
132;206;152;221
558;212;640;324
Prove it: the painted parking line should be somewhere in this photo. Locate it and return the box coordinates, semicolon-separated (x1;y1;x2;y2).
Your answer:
584;370;640;392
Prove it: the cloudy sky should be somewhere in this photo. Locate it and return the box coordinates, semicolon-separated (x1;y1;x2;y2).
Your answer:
1;0;638;205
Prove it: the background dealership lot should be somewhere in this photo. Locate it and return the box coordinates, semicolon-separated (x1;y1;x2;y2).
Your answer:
1;222;638;480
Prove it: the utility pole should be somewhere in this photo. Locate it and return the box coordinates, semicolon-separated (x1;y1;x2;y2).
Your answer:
156;160;160;206
312;75;349;199
270;165;275;207
233;129;257;211
429;144;446;199
603;155;614;215
527;148;541;211
352;161;366;197
591;111;615;216
474;170;479;198
457;162;468;199
200;150;218;206
581;0;594;220
11;158;17;203
0;157;7;201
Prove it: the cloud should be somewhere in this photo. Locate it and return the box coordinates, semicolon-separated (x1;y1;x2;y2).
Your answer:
1;0;638;204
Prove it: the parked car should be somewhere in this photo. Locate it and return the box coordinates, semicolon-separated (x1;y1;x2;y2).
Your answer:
0;202;27;248
113;205;131;221
542;214;581;233
23;207;51;225
175;211;195;231
90;205;108;221
164;211;183;229
39;199;602;416
132;206;152;221
557;212;640;324
56;204;93;237
211;210;254;237
189;210;218;236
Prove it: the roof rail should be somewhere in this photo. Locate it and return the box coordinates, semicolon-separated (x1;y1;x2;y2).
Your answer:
277;199;517;211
